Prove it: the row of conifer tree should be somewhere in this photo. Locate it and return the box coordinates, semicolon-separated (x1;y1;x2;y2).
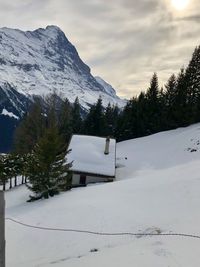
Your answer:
85;45;200;141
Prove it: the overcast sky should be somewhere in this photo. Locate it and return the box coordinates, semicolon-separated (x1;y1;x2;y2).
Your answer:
0;0;200;98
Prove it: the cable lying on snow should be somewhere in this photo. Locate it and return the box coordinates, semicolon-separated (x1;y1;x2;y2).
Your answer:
5;217;200;240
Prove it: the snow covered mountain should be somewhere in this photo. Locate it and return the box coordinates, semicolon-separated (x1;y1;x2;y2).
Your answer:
0;25;125;152
5;123;200;266
0;25;124;109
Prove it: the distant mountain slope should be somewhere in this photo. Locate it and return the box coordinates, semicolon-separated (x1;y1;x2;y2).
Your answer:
0;25;124;110
0;82;31;152
0;25;125;152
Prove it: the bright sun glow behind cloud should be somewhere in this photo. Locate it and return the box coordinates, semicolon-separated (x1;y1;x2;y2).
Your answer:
171;0;190;10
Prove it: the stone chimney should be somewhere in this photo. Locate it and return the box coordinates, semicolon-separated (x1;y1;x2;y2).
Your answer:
104;137;110;155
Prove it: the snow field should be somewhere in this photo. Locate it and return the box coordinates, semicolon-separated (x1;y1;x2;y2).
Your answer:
5;123;200;266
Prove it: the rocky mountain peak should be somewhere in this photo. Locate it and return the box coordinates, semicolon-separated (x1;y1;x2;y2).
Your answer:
0;25;124;110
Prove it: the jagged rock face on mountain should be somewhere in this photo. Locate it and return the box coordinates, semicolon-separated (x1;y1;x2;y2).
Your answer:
0;25;124;109
0;83;31;152
0;83;30;152
0;25;124;152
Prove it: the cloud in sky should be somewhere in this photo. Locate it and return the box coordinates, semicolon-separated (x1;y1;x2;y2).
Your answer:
0;0;200;98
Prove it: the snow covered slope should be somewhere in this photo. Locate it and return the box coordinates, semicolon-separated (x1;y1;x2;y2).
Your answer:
0;25;124;110
5;123;200;266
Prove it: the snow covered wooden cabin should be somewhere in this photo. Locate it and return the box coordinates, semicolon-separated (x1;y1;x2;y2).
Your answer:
67;135;116;187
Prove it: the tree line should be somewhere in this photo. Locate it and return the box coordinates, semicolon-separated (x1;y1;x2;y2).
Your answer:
117;46;200;140
84;45;200;141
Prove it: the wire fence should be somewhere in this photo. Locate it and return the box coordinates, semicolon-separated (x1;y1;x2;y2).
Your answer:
5;217;200;240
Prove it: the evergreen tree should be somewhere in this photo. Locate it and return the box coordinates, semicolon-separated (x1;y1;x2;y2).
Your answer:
145;73;162;133
165;74;177;107
7;154;16;188
112;105;120;135
173;68;189;126
58;98;73;143
185;46;200;122
104;103;119;137
0;155;8;191
116;99;137;141
135;92;149;136
84;97;106;136
26;127;72;201
195;93;200;122
146;73;159;100
14;99;46;154
72;97;82;134
0;154;15;190
9;153;25;186
163;74;178;129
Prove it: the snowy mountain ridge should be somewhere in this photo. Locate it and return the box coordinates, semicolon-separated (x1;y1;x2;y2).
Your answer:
0;25;124;110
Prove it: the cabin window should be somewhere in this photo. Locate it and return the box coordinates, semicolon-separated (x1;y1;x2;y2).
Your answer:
80;174;86;185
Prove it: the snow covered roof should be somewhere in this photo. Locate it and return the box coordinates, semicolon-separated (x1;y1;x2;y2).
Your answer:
67;135;116;177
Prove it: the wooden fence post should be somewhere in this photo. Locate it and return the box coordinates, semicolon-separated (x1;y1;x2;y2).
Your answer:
0;191;5;267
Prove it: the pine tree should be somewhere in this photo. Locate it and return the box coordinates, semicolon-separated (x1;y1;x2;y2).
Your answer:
135;92;149;136
146;73;159;101
165;74;177;107
58;98;73;143
0;154;14;191
173;68;189;126
195;93;200;122
112;105;120;137
72;97;82;134
84;97;106;136
0;155;8;191
145;73;162;133
104;103;119;137
26;127;72;201
14;98;46;154
8;153;25;187
185;46;200;123
163;74;178;129
6;154;16;188
116;99;137;141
